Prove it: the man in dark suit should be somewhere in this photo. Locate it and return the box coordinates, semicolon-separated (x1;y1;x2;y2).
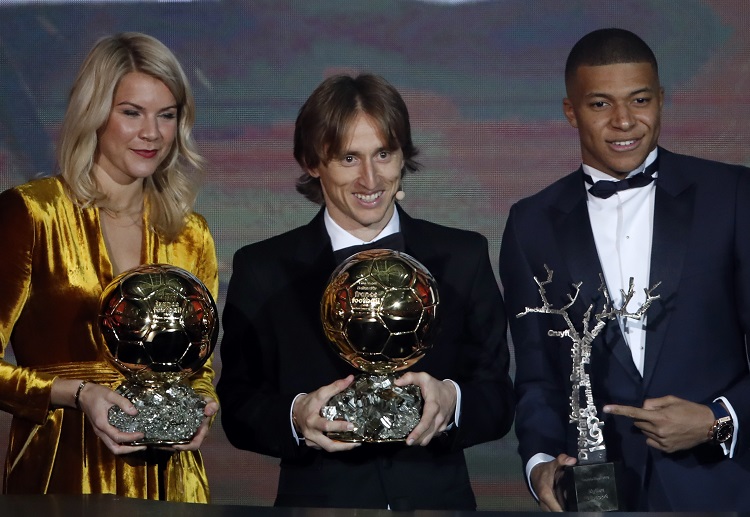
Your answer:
500;28;750;511
217;73;514;510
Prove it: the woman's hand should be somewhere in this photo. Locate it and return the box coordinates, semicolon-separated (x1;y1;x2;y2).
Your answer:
172;396;219;451
52;378;146;455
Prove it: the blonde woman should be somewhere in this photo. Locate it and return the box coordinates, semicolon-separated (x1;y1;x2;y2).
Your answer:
0;32;218;502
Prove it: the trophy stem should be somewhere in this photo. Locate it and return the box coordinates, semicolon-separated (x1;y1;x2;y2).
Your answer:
321;373;422;443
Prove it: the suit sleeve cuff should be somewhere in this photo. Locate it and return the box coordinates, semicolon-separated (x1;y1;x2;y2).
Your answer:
715;396;738;457
443;379;461;428
526;453;556;500
290;392;306;444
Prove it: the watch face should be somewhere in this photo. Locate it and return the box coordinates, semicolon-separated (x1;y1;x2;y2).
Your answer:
714;419;734;443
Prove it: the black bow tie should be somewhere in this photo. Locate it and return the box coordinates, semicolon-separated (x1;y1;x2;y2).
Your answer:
333;232;405;265
585;158;659;199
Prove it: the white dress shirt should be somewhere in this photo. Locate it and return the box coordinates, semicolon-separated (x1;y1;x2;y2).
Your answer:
586;148;657;375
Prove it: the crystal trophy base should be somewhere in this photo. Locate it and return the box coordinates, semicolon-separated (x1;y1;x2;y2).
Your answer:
321;373;422;443
562;462;620;512
108;381;206;446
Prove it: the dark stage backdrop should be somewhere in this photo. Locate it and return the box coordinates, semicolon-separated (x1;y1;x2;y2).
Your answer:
1;0;748;511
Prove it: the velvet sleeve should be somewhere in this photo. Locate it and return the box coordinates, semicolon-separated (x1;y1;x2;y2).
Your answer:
183;213;219;402
0;188;56;424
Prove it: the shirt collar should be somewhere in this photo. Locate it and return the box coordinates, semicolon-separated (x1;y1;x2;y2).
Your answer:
324;208;401;251
583;147;659;182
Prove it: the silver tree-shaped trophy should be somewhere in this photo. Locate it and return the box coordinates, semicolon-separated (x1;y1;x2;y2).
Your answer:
517;265;659;511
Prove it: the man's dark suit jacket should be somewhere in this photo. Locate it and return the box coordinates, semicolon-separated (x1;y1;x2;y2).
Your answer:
217;206;514;510
500;147;750;511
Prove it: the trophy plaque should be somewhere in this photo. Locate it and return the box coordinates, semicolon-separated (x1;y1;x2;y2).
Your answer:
320;249;439;442
99;264;219;445
517;265;659;511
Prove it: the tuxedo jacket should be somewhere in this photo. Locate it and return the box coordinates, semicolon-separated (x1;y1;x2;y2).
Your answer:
217;206;514;510
499;147;750;511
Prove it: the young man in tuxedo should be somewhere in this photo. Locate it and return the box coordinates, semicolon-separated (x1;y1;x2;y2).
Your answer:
500;28;750;511
217;73;514;510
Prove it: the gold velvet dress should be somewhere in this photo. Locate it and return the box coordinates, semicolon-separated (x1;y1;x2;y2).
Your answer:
0;176;218;502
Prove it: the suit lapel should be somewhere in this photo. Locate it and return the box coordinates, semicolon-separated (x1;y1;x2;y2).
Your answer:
553;171;602;295
398;206;435;265
553;169;643;383
642;149;695;388
295;207;339;285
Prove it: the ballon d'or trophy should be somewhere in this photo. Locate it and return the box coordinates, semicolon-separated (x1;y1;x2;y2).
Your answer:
517;265;659;512
99;264;219;445
320;249;439;442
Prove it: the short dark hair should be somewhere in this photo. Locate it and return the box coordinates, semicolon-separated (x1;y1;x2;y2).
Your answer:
293;74;420;204
565;28;658;88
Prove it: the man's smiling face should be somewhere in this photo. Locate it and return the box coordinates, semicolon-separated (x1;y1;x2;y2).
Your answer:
563;61;664;179
308;112;404;242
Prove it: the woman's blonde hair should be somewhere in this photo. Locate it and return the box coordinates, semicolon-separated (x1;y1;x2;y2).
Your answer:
58;32;204;241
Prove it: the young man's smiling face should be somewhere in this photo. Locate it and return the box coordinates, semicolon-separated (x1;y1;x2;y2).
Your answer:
563;61;664;179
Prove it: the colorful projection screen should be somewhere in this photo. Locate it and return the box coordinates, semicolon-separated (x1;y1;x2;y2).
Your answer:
0;0;748;510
